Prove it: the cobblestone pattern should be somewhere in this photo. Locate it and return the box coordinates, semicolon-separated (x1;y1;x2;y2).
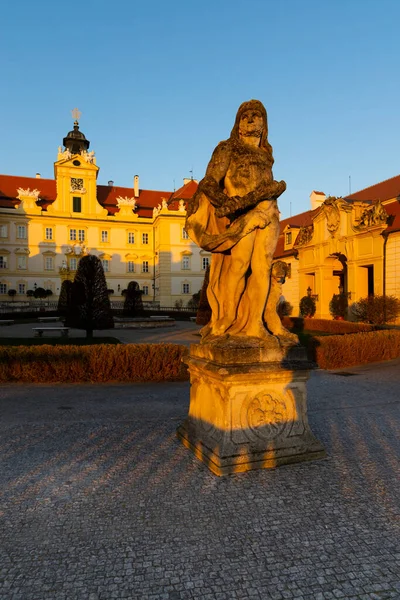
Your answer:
0;360;399;599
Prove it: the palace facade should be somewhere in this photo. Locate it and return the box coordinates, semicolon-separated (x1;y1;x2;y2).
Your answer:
275;180;400;320
0;118;206;307
1;116;400;320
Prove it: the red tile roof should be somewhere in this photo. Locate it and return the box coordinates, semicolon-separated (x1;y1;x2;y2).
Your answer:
274;209;317;259
97;185;172;217
383;199;400;234
0;174;174;218
168;179;199;210
345;174;400;203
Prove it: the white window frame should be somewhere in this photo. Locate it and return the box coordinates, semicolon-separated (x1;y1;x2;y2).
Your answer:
0;283;7;294
17;225;27;239
142;260;149;273
128;261;135;273
142;233;149;245
17;255;27;270
182;256;191;270
102;259;110;272
142;285;149;296
128;232;135;244
70;229;77;241
70;258;77;271
202;257;210;270
18;283;26;294
45;227;53;241
182;283;190;294
0;224;8;238
101;230;109;243
45;256;54;271
78;229;85;242
182;228;189;240
0;256;8;269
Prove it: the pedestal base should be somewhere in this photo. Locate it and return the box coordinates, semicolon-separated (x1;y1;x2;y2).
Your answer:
177;337;326;476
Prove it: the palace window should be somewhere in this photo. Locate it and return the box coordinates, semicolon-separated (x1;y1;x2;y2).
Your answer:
101;230;109;243
101;259;110;272
0;283;7;294
0;224;8;238
142;261;149;273
17;256;27;270
182;228;189;240
128;232;135;244
142;285;149;296
45;257;54;270
285;232;292;245
182;283;190;294
142;233;149;245
72;196;82;213
182;256;191;270
70;229;77;241
0;256;8;269
18;283;25;294
70;258;77;271
202;257;210;270
128;261;135;273
78;229;85;242
45;227;53;241
17;225;27;239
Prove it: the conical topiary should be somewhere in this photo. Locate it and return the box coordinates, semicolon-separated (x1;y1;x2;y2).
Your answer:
65;254;114;337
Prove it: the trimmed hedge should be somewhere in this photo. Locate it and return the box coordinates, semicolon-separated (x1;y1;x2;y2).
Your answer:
0;343;189;383
312;330;400;369
282;316;377;334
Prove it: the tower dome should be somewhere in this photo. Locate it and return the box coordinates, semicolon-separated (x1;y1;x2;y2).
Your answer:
63;118;90;155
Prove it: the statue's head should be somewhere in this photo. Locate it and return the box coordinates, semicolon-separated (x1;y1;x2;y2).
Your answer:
230;100;270;151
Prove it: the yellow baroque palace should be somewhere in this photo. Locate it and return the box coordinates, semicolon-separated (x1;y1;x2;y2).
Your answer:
1;116;400;319
0;118;207;307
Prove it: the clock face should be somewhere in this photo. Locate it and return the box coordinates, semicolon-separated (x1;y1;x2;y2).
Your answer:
71;178;84;191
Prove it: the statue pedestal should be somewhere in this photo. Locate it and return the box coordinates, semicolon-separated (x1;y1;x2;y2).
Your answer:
177;337;326;476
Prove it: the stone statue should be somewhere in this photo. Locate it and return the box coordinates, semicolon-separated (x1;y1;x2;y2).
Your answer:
186;100;291;343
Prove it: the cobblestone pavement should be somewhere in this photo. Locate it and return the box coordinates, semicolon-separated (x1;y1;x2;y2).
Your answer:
0;359;399;600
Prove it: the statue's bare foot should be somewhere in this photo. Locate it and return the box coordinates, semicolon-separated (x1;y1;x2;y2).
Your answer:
212;316;232;336
273;329;299;345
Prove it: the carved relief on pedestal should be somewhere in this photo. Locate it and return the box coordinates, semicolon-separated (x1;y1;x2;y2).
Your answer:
240;390;290;442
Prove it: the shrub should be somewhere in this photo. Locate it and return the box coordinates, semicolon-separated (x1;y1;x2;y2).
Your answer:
65;255;114;337
34;287;47;300
123;281;144;317
174;299;183;309
299;295;316;318
281;316;377;334
45;289;53;297
351;295;400;325
277;300;293;319
58;280;73;316
0;343;189;383
8;289;17;300
187;290;201;310
312;330;400;369
329;293;348;319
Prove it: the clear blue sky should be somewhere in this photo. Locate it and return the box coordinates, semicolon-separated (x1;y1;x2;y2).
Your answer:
2;0;400;218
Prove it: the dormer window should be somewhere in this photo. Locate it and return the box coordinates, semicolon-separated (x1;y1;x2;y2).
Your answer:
285;232;292;245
